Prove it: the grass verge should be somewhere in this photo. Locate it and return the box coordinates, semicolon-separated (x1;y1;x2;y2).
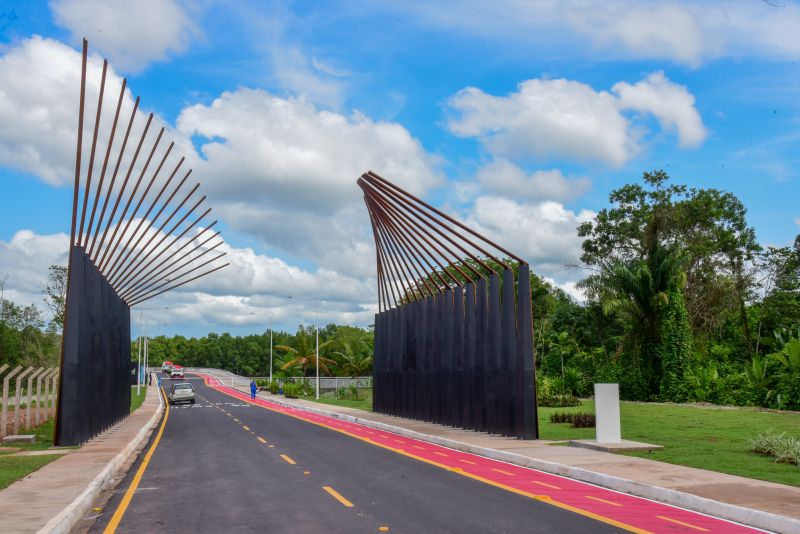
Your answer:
0;454;62;490
130;386;147;413
540;400;800;487
305;389;373;411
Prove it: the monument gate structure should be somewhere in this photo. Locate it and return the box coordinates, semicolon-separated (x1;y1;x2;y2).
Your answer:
54;40;229;446
358;171;538;439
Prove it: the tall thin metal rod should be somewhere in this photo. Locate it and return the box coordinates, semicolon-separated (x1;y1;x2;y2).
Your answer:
98;126;165;271
70;39;88;248
128;262;230;307
104;142;175;279
368;202;407;306
84;78;126;248
371;201;423;302
364;196;390;312
368;208;399;308
88;95;140;258
78;59;107;245
93;112;154;264
119;225;219;300
109;170;193;287
124;246;225;304
366;171;521;265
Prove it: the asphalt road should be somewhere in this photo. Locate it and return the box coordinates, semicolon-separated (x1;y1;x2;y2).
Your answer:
88;373;624;534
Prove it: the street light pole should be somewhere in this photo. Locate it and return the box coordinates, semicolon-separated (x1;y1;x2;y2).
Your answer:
269;316;273;383
315;301;319;400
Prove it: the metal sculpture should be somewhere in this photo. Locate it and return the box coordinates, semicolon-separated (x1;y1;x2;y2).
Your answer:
54;40;229;446
358;171;538;439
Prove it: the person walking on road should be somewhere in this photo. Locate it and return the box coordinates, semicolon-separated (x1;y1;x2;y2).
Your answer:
250;379;257;400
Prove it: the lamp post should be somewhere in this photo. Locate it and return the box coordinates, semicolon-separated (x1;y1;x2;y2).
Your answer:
132;306;169;389
286;296;320;399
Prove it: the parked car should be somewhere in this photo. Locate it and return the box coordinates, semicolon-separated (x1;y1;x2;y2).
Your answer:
168;382;195;405
170;365;185;379
162;361;173;373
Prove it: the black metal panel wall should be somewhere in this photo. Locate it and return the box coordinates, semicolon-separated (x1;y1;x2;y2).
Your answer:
372;268;538;439
55;246;131;446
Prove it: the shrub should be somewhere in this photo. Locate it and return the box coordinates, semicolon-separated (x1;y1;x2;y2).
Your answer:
562;366;586;396
336;387;348;400
268;380;279;394
282;382;301;398
550;411;596;428
749;432;800;467
537;374;581;407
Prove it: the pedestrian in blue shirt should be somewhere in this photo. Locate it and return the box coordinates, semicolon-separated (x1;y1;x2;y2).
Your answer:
250;379;257;400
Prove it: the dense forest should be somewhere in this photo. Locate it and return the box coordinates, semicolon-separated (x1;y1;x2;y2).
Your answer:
2;171;798;410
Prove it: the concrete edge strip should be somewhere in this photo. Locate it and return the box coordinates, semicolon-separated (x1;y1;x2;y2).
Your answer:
245;389;797;534
37;381;164;534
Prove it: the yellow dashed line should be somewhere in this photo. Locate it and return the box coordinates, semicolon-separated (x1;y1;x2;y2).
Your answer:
378;527;389;532
459;459;477;465
492;468;515;476
657;516;708;531
257;437;267;444
243;425;250;431
303;471;310;476
323;486;354;507
268;445;274;448
531;480;561;490
586;495;623;507
234;418;239;422
280;454;296;465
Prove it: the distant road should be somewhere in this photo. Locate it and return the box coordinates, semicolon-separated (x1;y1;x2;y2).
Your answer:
88;374;758;533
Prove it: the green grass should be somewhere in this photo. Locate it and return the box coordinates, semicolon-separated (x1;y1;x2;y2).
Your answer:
130;386;147;413
539;400;800;487
306;389;373;411
0;454;63;490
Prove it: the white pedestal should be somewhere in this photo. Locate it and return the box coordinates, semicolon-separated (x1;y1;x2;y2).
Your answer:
594;383;621;444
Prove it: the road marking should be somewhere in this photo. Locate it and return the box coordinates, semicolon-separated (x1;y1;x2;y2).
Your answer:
412;445;426;450
657;516;708;531
323;486;354;507
432;451;448;457
206;378;651;534
393;439;406;444
492;468;515;476
234;418;239;422
531;480;561;490
280;454;296;465
243;425;250;431
304;471;310;475
458;459;476;465
103;388;170;534
257;437;267;444
269;445;274;448
378;527;389;532
586;495;623;507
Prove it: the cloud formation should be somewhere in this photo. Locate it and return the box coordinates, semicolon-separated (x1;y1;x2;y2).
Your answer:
51;0;197;72
446;72;706;167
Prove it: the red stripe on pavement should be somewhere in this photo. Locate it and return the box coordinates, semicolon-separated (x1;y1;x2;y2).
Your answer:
199;374;761;534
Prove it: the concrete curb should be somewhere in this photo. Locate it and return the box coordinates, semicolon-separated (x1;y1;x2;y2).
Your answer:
250;390;798;534
37;381;164;534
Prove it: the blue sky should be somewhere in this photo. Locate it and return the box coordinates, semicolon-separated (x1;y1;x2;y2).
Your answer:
0;0;798;338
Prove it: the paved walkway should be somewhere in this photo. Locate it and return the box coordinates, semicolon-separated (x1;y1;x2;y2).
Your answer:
0;384;161;534
212;376;800;532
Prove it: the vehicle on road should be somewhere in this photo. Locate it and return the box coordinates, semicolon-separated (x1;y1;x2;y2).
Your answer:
170;365;185;378
162;361;173;373
168;382;195;405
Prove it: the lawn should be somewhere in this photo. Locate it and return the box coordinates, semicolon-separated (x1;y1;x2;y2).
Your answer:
539;400;800;487
130;385;147;413
309;392;800;487
306;389;373;411
0;386;147;491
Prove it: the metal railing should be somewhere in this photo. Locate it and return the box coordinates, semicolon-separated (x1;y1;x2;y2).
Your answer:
181;368;371;392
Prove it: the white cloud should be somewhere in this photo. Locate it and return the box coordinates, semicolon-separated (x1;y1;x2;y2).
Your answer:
614;72;707;148
475;160;590;202
446;72;705;167
51;0;197;72
465;195;594;281
272;47;348;109
389;0;800;67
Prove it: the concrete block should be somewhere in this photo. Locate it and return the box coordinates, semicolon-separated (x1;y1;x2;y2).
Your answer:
2;434;36;444
569;439;663;452
594;383;621;443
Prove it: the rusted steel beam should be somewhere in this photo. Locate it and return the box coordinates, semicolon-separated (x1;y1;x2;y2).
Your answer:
70;39;88;248
127;261;229;307
84;78;126;248
87;95;140;259
124;248;226;304
370;200;425;302
78;59;107;245
366;171;522;265
368;200;413;304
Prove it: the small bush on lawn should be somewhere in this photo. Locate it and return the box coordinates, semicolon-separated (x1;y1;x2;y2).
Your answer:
282;382;301;398
268;380;279;394
749;432;800;467
537;374;582;407
336;387;348;400
550;411;596;428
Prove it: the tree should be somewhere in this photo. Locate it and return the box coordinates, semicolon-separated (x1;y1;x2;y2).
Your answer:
333;339;373;396
277;328;336;377
43;265;67;332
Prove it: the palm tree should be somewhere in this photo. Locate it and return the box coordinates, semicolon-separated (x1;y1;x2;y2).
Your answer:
276;329;336;377
333;340;373;396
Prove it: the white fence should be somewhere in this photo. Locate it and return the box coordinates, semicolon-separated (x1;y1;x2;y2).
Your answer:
0;364;59;438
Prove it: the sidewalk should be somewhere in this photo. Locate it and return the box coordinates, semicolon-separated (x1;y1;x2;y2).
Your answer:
215;375;800;533
0;383;162;534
